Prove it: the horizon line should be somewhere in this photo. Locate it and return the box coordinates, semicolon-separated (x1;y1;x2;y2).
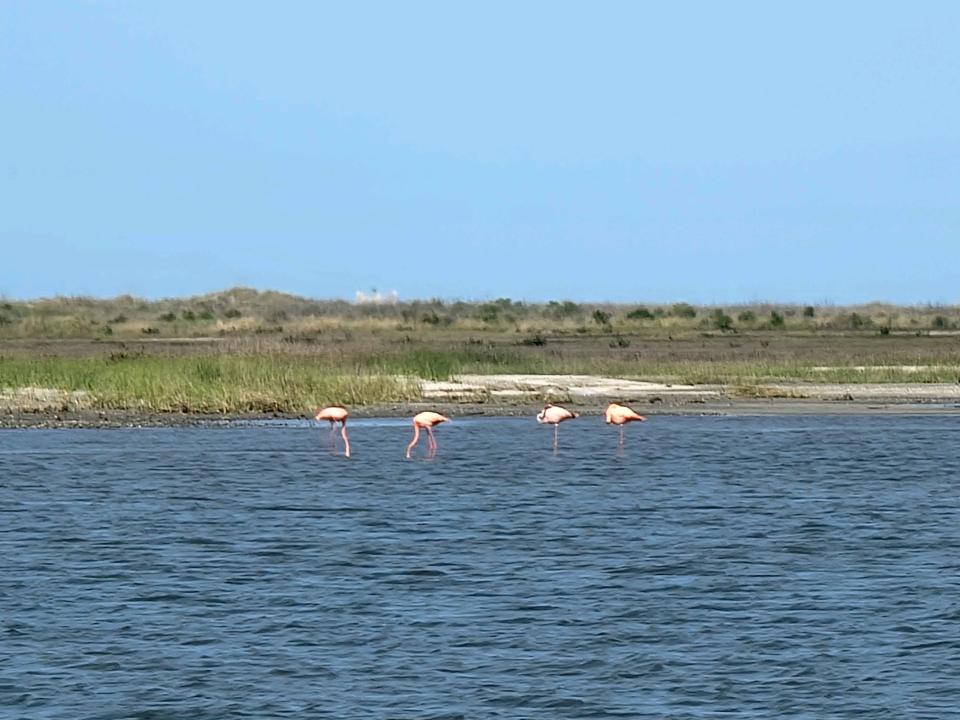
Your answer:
1;286;958;308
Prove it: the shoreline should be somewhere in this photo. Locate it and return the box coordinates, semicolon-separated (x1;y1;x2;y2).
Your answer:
4;396;960;429
3;374;960;428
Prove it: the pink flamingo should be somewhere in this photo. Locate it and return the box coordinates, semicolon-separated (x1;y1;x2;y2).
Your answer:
405;411;450;458
536;403;578;450
605;402;646;446
315;405;350;458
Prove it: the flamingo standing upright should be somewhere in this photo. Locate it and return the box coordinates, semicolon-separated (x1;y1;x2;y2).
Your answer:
316;405;350;458
536;403;578;450
605;402;646;446
406;411;450;458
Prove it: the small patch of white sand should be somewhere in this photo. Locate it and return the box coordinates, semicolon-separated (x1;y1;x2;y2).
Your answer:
0;387;93;411
421;374;719;402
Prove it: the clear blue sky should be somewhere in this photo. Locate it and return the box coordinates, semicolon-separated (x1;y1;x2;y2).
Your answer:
2;1;958;303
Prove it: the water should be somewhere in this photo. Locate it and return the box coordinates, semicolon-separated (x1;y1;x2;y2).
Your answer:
2;415;960;719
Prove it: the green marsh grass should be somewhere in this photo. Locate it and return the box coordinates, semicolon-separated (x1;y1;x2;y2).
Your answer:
0;355;419;413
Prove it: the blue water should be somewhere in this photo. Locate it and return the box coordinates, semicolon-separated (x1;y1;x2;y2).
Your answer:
2;415;960;719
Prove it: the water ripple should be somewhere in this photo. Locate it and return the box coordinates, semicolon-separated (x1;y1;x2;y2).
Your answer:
2;416;960;717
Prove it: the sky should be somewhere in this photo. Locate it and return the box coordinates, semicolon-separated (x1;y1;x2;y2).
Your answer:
1;1;958;304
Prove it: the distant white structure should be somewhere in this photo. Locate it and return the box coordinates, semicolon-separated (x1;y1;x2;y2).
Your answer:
355;289;399;305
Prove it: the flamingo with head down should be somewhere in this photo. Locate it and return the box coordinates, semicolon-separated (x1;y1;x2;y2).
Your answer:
316;405;350;458
605;402;646;446
536;403;578;450
406;411;450;458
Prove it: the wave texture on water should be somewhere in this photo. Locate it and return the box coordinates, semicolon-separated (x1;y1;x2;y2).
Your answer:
2;416;960;718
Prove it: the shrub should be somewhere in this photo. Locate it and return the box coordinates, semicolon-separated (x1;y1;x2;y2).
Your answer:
737;310;756;323
829;312;872;330
933;315;950;329
478;304;500;323
159;312;177;322
626;306;654;320
803;306;816;318
671;302;697;319
769;311;785;329
711;309;734;331
142;327;159;335
849;312;870;329
224;308;242;319
182;310;196;321
546;300;581;319
109;314;128;324
421;310;441;325
592;309;611;326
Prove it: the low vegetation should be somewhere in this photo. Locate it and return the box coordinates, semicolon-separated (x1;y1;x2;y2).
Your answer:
1;288;958;412
1;287;959;339
0;354;419;413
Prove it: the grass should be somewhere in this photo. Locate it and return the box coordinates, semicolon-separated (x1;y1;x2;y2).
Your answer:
0;355;419;413
1;288;959;412
634;361;960;385
2;351;959;414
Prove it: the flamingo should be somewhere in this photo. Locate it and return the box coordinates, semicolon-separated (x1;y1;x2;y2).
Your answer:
536;403;578;449
315;405;350;458
605;402;646;446
406;411;450;458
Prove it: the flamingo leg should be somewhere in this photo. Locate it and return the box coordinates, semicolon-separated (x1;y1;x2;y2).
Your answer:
553;423;559;450
619;425;625;447
405;424;421;458
328;421;337;450
341;421;351;458
426;426;437;456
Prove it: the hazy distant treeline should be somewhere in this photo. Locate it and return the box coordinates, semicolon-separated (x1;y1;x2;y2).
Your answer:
1;287;958;339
